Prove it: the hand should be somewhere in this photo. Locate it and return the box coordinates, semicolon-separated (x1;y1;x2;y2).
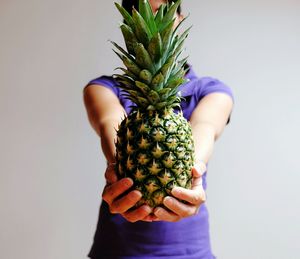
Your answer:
102;163;153;223
153;162;207;222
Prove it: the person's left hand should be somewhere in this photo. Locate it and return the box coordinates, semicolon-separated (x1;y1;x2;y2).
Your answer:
152;163;207;222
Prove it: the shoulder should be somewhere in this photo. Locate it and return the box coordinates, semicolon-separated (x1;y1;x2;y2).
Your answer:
178;67;235;123
181;69;235;104
197;76;234;103
83;75;120;97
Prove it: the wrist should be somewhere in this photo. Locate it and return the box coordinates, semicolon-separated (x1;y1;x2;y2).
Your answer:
194;159;207;174
106;161;116;167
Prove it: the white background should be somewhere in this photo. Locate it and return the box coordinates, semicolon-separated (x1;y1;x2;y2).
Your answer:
0;0;299;258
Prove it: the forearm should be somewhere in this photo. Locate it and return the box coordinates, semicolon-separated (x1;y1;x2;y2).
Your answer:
190;121;216;165
83;86;125;164
98;119;120;163
86;106;119;163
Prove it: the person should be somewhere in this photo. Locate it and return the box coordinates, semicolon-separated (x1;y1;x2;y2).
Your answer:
83;0;234;258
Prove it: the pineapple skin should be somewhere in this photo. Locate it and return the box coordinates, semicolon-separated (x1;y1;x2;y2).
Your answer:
116;108;195;208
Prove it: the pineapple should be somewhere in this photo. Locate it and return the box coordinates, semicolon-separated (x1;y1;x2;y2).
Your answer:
112;0;194;209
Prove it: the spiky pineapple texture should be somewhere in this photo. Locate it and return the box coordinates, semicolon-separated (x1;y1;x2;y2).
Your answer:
112;0;195;209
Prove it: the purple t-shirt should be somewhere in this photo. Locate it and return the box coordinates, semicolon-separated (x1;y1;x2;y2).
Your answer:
85;65;234;259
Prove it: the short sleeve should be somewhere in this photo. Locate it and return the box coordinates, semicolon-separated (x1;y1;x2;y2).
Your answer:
197;77;235;125
83;75;120;98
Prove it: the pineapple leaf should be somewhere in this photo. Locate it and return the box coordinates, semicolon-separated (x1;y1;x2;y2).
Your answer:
147;32;163;63
137;96;149;106
161;18;176;56
154;4;165;27
132;8;152;47
114;2;135;29
139;0;157;34
160;53;176;79
115;67;137;80
161;0;182;28
120;24;138;55
172;12;190;38
158;88;172;99
110;40;134;61
115;51;141;76
151;72;164;90
134;43;155;73
155;102;168;110
167;77;185;89
174;26;192;51
135;81;151;95
139;69;153;84
146;105;156;111
147;90;161;104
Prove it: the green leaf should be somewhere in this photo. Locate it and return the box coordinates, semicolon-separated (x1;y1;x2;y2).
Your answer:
161;0;182;27
139;69;153;84
158;88;172;99
114;51;141;75
134;43;155;72
174;26;192;51
154;4;165;27
147;90;161;104
137;96;149;106
151;72;164;90
161;18;176;53
114;2;135;29
160;53;176;80
132;8;152;46
155;101;168;110
120;24;138;55
115;67;137;80
147;32;162;63
139;0;157;34
110;40;133;61
135;80;151;95
172;13;190;38
167;77;185;89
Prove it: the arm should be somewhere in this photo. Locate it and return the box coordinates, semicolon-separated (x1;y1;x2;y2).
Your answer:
153;92;234;221
83;84;125;163
189;92;234;164
83;84;153;221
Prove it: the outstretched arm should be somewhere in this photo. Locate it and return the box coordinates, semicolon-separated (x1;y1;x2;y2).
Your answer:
83;84;125;163
153;92;234;222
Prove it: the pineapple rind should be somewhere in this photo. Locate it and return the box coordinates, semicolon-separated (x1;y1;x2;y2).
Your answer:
116;109;195;208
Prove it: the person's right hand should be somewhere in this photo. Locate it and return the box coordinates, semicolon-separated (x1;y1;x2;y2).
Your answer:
102;163;154;223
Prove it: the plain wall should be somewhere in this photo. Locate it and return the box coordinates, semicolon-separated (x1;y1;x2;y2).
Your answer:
0;0;299;258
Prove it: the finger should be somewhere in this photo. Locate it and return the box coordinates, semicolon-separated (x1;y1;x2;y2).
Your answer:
142;214;161;222
163;196;198;218
191;177;204;191
110;190;142;214
153;207;180;222
193;161;207;177
171;186;206;205
104;165;118;184
102;178;133;205
122;205;152;223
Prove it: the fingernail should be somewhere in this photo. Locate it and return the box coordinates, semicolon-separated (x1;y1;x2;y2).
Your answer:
125;178;133;187
132;190;142;198
142;205;152;213
164;197;173;205
171;187;181;196
155;208;162;215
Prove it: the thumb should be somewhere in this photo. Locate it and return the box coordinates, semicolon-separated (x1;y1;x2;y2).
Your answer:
193;161;207;177
105;163;118;184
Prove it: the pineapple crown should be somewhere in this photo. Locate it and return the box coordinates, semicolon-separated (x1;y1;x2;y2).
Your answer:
112;0;191;112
